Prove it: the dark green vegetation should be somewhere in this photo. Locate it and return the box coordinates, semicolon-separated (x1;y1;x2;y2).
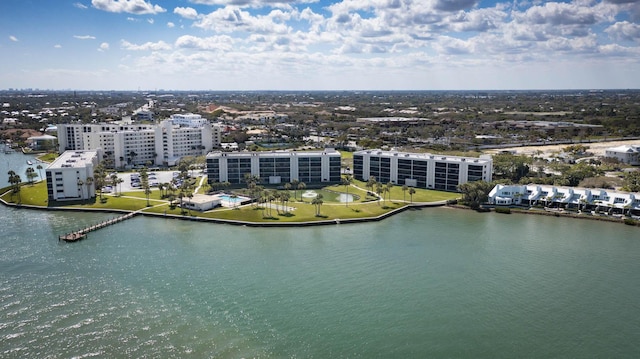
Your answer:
2;90;640;153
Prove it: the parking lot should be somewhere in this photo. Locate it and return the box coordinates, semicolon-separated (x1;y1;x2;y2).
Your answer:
104;170;184;193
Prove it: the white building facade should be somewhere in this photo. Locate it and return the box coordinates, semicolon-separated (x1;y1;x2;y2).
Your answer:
206;149;342;185
45;150;99;202
488;184;640;215
605;145;640;165
353;150;493;191
56;116;221;168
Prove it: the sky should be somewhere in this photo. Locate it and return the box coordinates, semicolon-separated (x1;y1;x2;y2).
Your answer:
1;0;640;91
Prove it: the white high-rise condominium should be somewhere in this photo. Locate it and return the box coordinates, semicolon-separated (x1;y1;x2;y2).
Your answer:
56;114;221;168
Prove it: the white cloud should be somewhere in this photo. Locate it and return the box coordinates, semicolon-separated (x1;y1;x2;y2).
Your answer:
7;0;640;90
194;7;292;34
9;35;19;42
433;0;479;12
175;35;234;51
147;18;154;24
121;39;172;51
98;42;110;51
91;0;166;15
74;35;96;40
174;7;199;20
605;21;640;42
188;0;316;7
73;2;88;9
54;44;62;48
433;36;475;55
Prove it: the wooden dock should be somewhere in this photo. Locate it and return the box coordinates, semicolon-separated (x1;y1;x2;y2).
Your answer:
58;212;136;242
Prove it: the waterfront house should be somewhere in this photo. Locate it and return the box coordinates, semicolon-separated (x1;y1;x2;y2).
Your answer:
488;184;640;216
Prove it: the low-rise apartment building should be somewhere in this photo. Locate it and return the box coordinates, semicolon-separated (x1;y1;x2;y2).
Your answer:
45;150;99;202
206;149;342;186
353;149;493;191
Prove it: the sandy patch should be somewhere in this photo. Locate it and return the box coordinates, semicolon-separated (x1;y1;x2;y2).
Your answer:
484;140;640;157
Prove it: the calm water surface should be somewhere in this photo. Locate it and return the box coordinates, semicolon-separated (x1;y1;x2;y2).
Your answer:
2;153;640;358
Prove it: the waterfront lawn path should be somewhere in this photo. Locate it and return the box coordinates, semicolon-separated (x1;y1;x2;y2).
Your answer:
1;179;460;223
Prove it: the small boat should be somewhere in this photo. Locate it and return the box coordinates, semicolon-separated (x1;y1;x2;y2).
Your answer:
27;160;34;165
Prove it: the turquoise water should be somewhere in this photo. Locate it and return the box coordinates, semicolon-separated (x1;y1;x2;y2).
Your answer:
1;201;639;358
2;151;640;358
218;194;247;203
1;151;41;188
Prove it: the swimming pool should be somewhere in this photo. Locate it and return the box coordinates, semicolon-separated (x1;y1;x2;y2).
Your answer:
217;194;250;207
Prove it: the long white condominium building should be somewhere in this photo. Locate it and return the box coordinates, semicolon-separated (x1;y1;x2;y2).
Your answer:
57;114;221;167
45;150;99;202
353;149;493;191
206;149;342;185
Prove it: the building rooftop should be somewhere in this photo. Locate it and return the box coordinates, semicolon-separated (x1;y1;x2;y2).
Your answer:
355;149;492;164
207;149;340;159
48;150;98;169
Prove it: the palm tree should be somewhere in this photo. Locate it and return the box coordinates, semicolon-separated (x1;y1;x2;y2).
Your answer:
7;170;22;200
144;185;152;206
291;179;300;200
312;193;324;216
85;177;94;199
375;182;384;206
273;191;282;215
187;192;194;214
260;189;269;218
297;182;306;201
25;167;37;185
93;165;107;202
36;164;43;179
342;174;352;207
265;190;275;217
158;183;165;198
402;185;408;202
110;174;119;196
385;182;394;203
281;191;291;214
409;187;416;203
12;174;22;202
366;176;375;193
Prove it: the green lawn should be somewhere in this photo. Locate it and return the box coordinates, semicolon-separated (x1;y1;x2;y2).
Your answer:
36;153;58;163
2;177;460;223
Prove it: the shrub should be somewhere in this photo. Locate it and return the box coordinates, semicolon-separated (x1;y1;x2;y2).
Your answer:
623;218;638;226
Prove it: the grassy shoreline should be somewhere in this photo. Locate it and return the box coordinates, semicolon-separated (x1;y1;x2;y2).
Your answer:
0;180;459;225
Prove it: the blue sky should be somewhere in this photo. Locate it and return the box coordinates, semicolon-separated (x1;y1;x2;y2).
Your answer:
1;0;640;91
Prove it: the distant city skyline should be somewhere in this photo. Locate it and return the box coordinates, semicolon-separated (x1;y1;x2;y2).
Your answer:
1;0;640;91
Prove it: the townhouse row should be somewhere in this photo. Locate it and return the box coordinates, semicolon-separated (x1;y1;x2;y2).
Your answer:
489;184;640;215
